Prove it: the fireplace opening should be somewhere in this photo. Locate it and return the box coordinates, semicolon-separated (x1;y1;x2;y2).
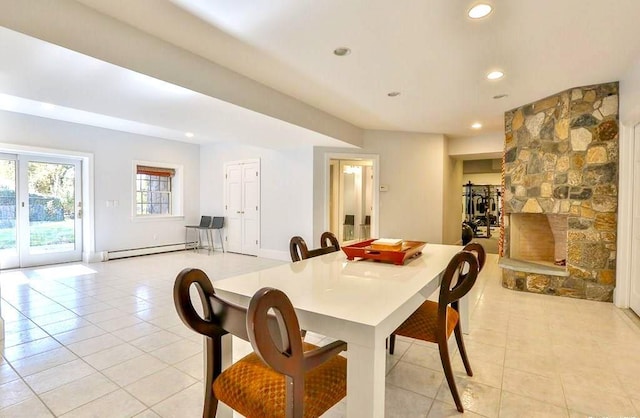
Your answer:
508;213;567;268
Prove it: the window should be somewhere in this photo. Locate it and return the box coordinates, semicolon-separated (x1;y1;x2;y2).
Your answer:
135;165;175;215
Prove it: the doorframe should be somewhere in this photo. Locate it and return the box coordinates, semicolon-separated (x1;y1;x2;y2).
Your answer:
0;142;96;264
614;122;638;308
324;152;380;241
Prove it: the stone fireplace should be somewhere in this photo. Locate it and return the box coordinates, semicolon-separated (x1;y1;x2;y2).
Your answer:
500;82;619;301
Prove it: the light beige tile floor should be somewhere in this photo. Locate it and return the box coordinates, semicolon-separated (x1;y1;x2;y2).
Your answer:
1;250;640;417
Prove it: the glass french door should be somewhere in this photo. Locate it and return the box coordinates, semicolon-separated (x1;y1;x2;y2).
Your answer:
0;154;82;268
0;155;18;269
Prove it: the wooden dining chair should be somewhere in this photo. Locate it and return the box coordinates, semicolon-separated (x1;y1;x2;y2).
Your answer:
388;244;484;413
173;268;347;418
289;231;340;262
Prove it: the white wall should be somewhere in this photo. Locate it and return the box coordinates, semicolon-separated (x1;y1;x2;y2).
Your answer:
463;173;502;186
365;131;447;242
200;142;314;259
314;130;448;244
443;154;463;245
0;110;200;254
621;56;640;124
448;134;503;159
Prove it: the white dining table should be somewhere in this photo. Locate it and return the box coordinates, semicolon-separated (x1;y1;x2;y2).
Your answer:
214;243;464;418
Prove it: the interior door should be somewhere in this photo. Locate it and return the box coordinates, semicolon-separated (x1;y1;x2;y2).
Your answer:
18;156;83;267
224;160;260;255
630;124;640;315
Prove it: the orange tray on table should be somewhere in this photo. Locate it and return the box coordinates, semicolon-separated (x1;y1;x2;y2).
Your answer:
341;239;427;265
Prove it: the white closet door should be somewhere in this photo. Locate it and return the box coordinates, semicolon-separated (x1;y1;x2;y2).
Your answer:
224;160;260;255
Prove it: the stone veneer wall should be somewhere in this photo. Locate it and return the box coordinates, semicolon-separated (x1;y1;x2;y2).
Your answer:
502;82;619;301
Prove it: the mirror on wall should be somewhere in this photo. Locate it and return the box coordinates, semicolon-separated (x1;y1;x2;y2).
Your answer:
329;159;374;243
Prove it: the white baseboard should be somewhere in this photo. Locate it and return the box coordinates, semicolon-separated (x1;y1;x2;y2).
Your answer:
105;243;189;260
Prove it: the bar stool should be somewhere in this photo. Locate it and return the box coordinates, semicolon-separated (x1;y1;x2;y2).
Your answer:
184;216;213;252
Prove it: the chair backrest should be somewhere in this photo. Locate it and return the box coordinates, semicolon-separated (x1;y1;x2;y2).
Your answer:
199;216;212;228
174;268;294;352
290;232;340;262
320;231;340;251
438;251;479;317
173;268;250;343
344;214;355;226
462;242;486;272
364;215;371;225
211;216;224;229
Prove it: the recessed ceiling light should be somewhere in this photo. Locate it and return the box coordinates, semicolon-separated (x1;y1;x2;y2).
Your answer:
468;3;493;19
387;91;401;97
487;70;504;80
493;94;509;99
185;132;194;138
333;47;351;56
471;122;483;129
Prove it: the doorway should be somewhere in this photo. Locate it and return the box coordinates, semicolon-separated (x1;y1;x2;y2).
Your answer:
327;156;378;243
0;153;83;268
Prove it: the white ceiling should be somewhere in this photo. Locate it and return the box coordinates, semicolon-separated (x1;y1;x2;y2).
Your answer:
3;0;640;144
0;26;352;149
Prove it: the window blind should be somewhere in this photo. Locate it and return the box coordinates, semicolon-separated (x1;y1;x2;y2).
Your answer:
136;165;175;177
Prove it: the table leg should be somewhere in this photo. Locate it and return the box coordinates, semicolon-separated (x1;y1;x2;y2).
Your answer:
346;340;386;418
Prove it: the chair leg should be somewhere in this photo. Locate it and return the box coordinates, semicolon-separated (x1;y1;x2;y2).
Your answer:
204;337;219;418
438;335;464;413
454;322;473;376
389;334;396;354
218;229;225;252
206;229;213;254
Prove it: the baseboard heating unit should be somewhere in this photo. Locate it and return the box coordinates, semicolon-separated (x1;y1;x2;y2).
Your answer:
104;243;192;260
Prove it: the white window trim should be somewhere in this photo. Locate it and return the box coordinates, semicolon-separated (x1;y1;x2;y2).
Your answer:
132;160;184;220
